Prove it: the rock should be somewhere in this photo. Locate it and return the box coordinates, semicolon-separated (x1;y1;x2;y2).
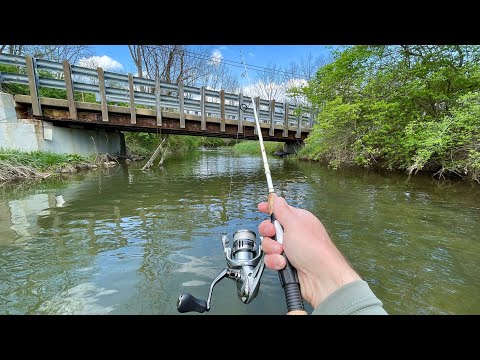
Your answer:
75;163;89;171
106;153;117;161
125;159;131;164
273;151;289;157
60;164;77;173
131;156;142;161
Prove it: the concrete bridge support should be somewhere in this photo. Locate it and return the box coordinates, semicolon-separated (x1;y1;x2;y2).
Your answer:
0;92;125;156
283;141;304;154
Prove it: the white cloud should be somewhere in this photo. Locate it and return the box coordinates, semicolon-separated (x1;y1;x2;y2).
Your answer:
242;77;308;102
248;52;255;57
209;49;223;66
78;55;123;72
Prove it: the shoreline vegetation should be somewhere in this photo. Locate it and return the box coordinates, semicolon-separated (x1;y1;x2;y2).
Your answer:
0;138;285;185
292;45;480;184
0;150;120;184
3;133;478;185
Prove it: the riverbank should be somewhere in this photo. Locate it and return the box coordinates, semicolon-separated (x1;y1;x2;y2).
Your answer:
125;133;234;158
0;150;118;184
232;141;283;155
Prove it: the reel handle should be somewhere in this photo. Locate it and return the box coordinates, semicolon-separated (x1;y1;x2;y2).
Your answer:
177;293;208;313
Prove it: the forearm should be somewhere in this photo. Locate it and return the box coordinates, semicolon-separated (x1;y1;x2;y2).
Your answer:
311;280;388;315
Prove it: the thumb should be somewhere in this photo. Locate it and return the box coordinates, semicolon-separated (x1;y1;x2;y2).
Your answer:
272;197;295;229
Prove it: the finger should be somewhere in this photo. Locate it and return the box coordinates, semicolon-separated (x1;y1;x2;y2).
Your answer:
261;236;284;254
272;197;295;228
264;254;286;270
258;220;275;238
258;201;269;214
267;192;279;214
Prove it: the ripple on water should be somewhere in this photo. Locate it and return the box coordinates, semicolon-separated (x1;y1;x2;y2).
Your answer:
37;282;118;315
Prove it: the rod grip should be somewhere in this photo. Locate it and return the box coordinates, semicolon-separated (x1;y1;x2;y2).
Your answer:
271;213;307;315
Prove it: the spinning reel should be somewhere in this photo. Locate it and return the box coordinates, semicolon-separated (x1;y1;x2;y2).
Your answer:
177;229;265;313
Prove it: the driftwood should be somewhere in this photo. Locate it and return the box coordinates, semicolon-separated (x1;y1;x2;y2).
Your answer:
142;135;169;171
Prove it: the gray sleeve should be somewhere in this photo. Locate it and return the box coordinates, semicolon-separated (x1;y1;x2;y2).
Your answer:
311;280;388;315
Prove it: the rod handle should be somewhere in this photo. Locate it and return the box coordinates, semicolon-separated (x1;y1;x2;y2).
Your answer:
271;213;307;315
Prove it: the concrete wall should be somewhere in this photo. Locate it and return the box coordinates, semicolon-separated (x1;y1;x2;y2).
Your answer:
0;92;125;156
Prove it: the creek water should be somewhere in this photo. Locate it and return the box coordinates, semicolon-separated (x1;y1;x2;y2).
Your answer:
0;148;478;314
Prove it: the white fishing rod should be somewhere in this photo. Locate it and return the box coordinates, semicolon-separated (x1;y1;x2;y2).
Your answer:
175;53;307;315
240;50;307;315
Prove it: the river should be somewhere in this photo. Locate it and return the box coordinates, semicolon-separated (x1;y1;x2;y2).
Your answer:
0;148;479;314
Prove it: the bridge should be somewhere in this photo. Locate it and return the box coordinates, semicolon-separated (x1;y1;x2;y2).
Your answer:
0;54;312;151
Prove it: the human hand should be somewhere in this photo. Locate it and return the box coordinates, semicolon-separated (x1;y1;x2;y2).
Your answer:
258;194;361;308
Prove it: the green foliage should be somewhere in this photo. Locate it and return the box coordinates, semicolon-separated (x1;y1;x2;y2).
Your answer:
0;64;95;102
300;45;480;181
233;141;283;155
124;132;160;157
74;91;96;102
0;64;29;95
124;133;234;157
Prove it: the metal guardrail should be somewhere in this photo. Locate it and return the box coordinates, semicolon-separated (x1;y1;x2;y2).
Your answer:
0;53;314;137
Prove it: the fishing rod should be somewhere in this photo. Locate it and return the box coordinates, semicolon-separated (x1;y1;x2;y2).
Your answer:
238;50;306;315
175;51;306;315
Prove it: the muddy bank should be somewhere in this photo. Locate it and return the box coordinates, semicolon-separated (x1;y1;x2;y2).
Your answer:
0;152;146;185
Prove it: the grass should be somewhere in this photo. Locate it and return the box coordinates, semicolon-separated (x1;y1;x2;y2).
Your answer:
0;149;91;170
0;149;97;183
232;141;283;155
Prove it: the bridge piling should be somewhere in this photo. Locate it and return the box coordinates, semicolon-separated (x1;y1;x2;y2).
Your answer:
25;55;41;116
269;99;275;137
62;60;77;120
296;114;301;139
283;102;289;138
253;97;260;135
179;81;185;128
155;76;162;126
128;73;136;124
200;86;206;131
97;67;109;122
238;93;244;134
220;89;226;132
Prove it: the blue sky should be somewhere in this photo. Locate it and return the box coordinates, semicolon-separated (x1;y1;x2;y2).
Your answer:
91;45;337;83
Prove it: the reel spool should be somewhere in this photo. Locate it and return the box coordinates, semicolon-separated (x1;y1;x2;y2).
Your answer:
177;229;265;313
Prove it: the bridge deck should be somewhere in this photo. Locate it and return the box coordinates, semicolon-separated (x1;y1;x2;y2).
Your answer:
1;53;313;142
14;95;308;141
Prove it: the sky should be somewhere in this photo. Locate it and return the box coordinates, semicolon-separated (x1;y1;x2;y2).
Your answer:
90;45;337;85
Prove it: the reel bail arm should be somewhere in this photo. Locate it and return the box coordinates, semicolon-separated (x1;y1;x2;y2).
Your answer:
177;229;265;313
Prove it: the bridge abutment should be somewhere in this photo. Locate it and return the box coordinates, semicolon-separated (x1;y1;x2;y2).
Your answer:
0;92;125;156
283;141;304;154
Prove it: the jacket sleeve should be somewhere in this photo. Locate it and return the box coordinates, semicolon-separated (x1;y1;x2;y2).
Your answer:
311;280;388;315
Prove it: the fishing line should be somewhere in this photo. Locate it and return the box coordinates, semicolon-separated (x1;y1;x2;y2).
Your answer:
223;123;241;232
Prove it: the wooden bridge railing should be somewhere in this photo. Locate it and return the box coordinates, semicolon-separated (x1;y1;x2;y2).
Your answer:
0;53;314;138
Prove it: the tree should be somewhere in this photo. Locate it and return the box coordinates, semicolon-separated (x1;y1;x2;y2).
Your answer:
0;45;93;63
127;45;213;86
298;45;480;181
245;62;288;102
